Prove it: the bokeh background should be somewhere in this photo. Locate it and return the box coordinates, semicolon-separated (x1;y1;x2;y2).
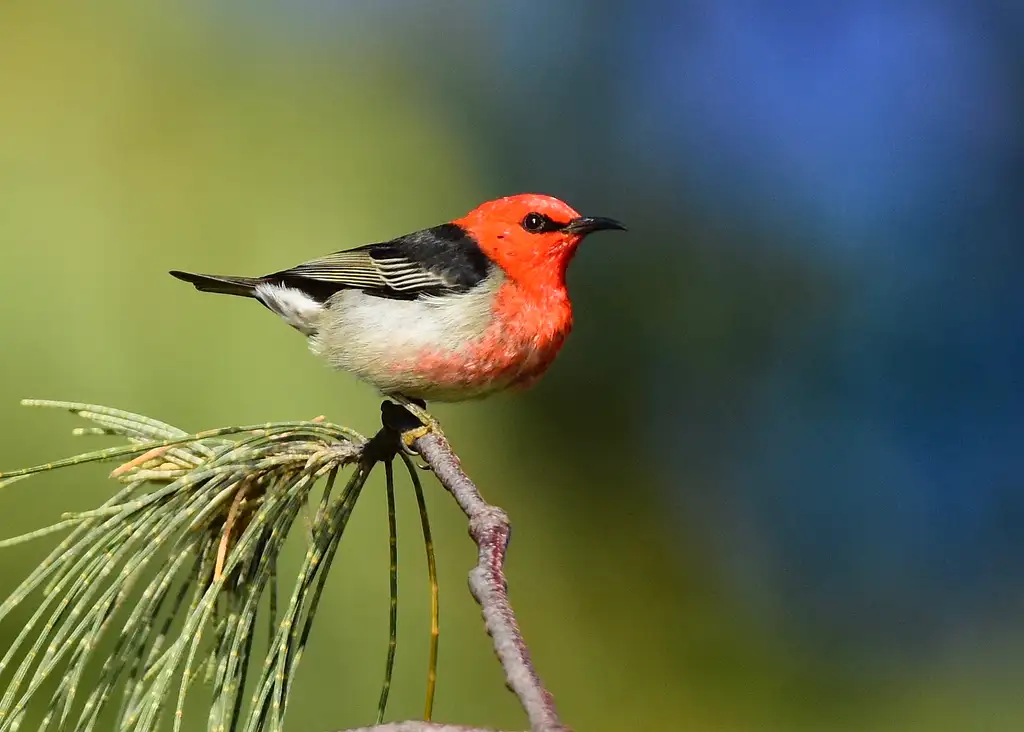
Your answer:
2;1;1023;730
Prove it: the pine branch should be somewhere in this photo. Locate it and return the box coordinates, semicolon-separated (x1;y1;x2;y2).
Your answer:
0;399;568;732
351;403;568;732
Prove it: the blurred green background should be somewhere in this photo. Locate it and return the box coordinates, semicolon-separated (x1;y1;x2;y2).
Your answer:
2;2;1023;731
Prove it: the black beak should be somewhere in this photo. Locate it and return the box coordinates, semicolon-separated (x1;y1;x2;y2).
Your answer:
563;216;628;235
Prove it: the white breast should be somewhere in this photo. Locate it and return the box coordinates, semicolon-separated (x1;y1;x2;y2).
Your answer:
308;273;503;395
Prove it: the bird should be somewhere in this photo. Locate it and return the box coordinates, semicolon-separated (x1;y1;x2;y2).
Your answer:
170;194;625;404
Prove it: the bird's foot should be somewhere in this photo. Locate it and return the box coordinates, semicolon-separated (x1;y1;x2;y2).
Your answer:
386;395;443;456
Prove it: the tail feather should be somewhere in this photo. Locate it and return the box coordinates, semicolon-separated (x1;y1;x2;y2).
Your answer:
169;270;261;298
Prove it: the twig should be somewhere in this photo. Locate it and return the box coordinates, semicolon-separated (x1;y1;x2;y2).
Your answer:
345;403;569;732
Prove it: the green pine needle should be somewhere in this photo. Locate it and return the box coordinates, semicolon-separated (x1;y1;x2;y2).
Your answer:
0;399;428;732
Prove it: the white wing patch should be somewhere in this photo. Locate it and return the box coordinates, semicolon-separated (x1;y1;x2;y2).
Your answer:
254;283;324;336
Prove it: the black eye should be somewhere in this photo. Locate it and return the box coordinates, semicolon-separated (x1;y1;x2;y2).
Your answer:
521;212;550;233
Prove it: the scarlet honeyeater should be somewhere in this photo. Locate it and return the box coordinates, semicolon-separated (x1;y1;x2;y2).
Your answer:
171;194;626;402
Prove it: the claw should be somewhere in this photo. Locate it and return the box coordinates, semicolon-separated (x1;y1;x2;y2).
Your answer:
401;424;432;446
379;396;444;472
398;436;422;459
389;396;445;443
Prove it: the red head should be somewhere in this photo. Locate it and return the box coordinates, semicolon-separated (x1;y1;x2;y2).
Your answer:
455;194;626;291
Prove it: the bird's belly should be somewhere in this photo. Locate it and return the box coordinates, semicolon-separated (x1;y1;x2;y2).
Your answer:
311;284;499;399
392;329;566;401
310;282;570;401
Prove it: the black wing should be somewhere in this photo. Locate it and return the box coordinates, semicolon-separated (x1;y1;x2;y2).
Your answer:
268;223;493;302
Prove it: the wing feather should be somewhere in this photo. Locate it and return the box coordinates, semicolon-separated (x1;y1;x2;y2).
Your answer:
260;224;491;302
269;246;457;299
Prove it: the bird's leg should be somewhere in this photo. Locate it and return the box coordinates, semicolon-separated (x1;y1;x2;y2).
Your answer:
387;395;444;454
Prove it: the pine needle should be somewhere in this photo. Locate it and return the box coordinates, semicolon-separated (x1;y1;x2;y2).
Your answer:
0;401;392;732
